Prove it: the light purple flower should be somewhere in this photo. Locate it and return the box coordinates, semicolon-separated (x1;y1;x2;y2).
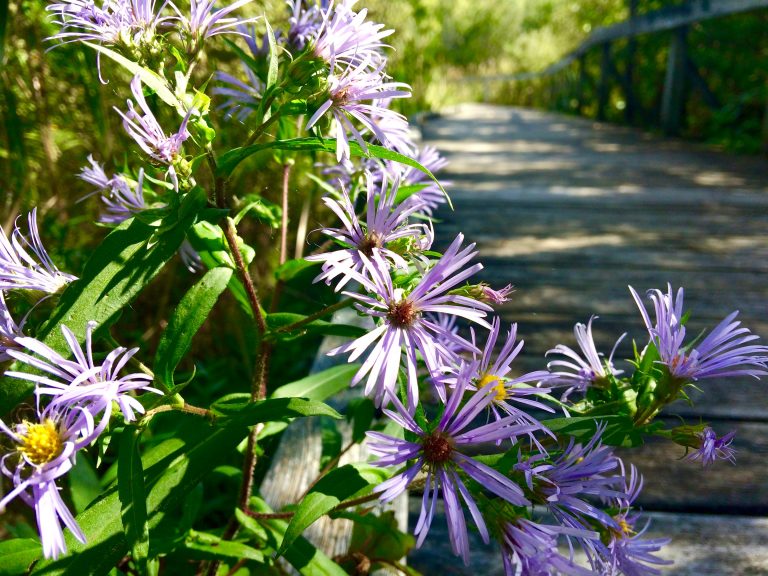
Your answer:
630;284;768;382
0;209;77;294
47;0;170;47
0;292;24;362
213;65;264;122
116;75;193;168
6;321;160;438
367;379;534;564
685;427;736;467
328;234;491;407
99;168;149;224
311;0;392;70
306;60;410;162
286;0;325;50
500;519;594;576
537;424;626;536
547;316;625;402
598;464;671;576
0;402;95;559
170;0;259;52
400;145;450;215
464;319;556;435
306;174;431;290
481;283;514;305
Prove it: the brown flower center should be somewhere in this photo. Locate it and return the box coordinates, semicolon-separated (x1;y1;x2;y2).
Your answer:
422;433;454;465
387;300;419;329
358;232;383;257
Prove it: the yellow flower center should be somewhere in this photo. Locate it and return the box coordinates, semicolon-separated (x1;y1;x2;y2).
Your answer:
479;373;506;402
19;419;64;465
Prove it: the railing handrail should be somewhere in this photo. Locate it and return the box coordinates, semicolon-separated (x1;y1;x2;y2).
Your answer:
463;0;768;83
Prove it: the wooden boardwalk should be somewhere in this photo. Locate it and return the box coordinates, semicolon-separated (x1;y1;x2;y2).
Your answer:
410;104;768;573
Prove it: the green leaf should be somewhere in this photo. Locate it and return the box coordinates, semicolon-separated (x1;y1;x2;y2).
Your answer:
348;398;375;444
234;508;268;541
154;266;233;387
118;427;149;575
277;463;381;557
216;138;449;206
320;418;342;469
234;194;282;228
274;258;319;282
84;43;180;110
250;497;346;576
69;454;102;515
0;0;8;64
178;530;263;562
0;539;42;576
271;364;360;401
265;18;279;90
543;415;642;447
0;207;199;416
30;398;336;575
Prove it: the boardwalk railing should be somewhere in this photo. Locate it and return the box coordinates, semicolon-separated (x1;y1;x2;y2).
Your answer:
466;0;768;138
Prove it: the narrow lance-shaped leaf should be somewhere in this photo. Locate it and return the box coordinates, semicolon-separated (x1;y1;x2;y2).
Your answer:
118;426;150;575
277;463;384;557
83;42;180;110
271;363;361;401
154;266;233;388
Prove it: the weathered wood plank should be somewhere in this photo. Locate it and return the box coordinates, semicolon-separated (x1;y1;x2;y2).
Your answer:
408;501;768;575
423;104;768;420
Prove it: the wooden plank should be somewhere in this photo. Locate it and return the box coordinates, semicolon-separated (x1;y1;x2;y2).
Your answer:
408;500;768;575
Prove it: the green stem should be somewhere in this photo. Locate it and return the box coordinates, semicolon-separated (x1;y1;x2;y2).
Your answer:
275;298;355;334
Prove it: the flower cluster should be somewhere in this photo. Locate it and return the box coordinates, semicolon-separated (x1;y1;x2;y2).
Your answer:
0;243;157;558
22;1;768;573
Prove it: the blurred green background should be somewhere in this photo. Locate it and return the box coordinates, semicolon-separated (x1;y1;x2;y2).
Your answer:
2;0;767;215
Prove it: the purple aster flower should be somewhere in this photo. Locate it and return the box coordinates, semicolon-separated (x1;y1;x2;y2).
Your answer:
116;75;194;168
99;168;149;224
547;316;625;402
464;319;556;434
328;234;491;407
0;209;77;294
598;464;671;576
367;380;534;564
305;60;410;162
311;0;392;70
537;424;626;539
500;519;594;576
630;284;768;382
306;174;431;290
0;401;95;558
481;283;514;305
685;427;736;467
368;109;415;157
170;0;260;52
424;313;474;359
213;65;264;122
286;0;324;50
399;145;450;215
0;292;25;362
47;0;170;47
6;321;160;437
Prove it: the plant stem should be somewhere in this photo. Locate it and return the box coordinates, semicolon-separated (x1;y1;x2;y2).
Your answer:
274;298;355;334
140;402;215;423
243;491;382;521
279;163;291;266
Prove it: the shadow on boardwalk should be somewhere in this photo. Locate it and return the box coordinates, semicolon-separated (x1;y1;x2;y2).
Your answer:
411;103;768;574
